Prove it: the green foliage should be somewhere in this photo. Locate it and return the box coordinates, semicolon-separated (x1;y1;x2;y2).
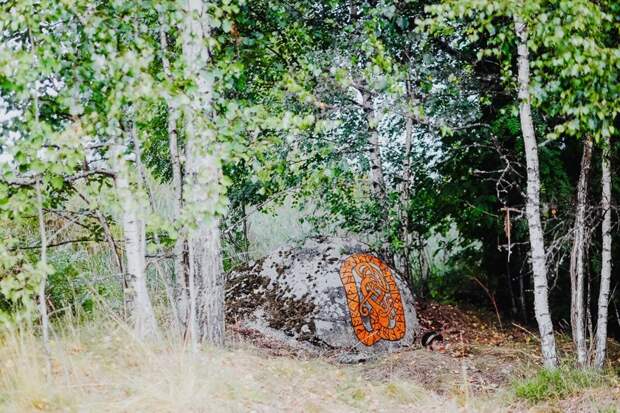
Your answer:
0;0;619;359
514;366;610;403
46;251;101;316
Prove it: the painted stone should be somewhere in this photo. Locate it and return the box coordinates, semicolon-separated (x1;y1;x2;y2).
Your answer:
226;237;419;354
339;254;406;346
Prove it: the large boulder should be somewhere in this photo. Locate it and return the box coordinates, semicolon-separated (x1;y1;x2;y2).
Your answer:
226;237;419;355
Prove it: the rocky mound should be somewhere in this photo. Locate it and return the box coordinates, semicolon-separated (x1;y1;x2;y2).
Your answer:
226;237;420;356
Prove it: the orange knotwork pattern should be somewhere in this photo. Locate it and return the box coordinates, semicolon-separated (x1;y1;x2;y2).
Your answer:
339;254;406;346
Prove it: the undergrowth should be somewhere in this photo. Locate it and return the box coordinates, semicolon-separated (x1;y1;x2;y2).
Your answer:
513;365;614;404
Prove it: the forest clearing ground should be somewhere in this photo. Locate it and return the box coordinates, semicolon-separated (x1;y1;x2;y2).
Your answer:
0;302;618;412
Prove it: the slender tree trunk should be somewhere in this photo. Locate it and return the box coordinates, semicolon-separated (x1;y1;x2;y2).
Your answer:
111;142;159;340
95;210;125;275
505;257;518;316
159;10;189;332
182;0;225;347
130;127;180;331
570;136;593;367
595;138;612;369
399;91;414;286
514;14;557;369
417;236;430;298
94;209;128;313
30;31;51;366
519;266;528;323
363;93;387;203
75;189;128;308
241;201;250;261
35;178;51;370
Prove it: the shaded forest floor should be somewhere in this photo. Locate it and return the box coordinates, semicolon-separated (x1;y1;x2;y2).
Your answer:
1;302;619;412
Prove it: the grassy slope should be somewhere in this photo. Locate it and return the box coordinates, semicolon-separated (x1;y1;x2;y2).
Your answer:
0;316;618;413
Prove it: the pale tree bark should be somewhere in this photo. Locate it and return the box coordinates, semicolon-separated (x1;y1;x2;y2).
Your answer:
159;10;188;331
111;141;159;341
182;0;225;347
514;14;557;369
569;135;593;367
398;109;414;285
362;92;387;203
190;220;225;345
130;125;180;331
595;138;612;369
35;178;52;373
30;31;51;366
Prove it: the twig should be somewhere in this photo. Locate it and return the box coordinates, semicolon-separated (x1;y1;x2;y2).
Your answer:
511;322;540;342
470;275;502;329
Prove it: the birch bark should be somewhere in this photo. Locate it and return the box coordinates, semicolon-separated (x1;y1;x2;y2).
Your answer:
399;109;414;285
595;138;612;368
159;10;189;331
111;141;159;340
362;93;387;204
35;178;51;367
182;0;225;347
514;14;557;368
569;135;593;367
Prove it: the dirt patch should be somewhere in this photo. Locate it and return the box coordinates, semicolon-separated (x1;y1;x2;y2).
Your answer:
227;300;544;395
416;300;537;356
358;344;534;395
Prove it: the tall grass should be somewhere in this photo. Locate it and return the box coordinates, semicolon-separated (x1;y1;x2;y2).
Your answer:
0;314;461;412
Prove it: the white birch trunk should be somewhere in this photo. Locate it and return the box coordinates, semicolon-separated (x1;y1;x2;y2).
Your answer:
514;14;557;369
111;142;159;341
399;90;414;285
35;178;51;368
130;125;181;332
182;0;225;347
159;10;189;331
192;218;225;345
362;93;387;203
595;138;612;368
569;135;593;367
30;34;51;363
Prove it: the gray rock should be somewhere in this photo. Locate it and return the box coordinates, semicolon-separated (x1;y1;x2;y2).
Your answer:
226;236;420;355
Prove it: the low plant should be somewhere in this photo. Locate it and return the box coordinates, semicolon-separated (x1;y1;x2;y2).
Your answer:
513;365;610;404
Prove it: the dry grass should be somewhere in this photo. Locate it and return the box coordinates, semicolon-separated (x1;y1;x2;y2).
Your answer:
1;315;618;413
0;317;458;413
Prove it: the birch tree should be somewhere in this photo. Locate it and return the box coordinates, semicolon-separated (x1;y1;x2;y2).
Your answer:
111;137;160;340
513;14;557;368
533;0;619;366
568;136;593;367
595;139;613;369
181;0;226;347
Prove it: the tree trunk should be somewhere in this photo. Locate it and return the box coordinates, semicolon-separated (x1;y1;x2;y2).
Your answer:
569;135;593;367
514;14;557;369
159;9;189;333
182;0;225;347
519;266;528;323
111;142;159;341
505;257;518;317
193;219;225;344
35;178;51;372
130;125;181;332
399;89;414;286
363;93;387;203
595;137;612;369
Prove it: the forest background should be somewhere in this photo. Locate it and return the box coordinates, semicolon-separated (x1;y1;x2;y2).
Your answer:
0;0;619;410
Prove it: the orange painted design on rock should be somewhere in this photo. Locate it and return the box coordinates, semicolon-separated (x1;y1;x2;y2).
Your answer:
339;254;406;346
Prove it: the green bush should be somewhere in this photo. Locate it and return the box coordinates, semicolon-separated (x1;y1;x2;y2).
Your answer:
514;366;608;404
47;250;123;318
